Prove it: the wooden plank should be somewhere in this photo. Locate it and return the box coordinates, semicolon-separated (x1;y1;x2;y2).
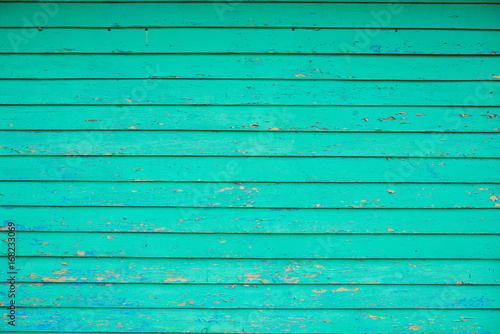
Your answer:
1;182;499;208
1;106;499;131
9;232;499;258
4;308;499;333
2;3;499;29
2;55;500;80
2;157;499;183
2;80;499;106
2;28;499;54
2;207;499;234
1;132;498;157
9;283;499;309
3;0;499;3
10;257;500;284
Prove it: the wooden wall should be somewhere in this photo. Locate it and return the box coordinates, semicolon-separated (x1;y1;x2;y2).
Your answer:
0;0;499;332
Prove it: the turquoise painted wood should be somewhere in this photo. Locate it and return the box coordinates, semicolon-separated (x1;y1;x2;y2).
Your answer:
1;157;499;182
2;55;500;80
1;182;499;208
4;309;500;333
8;232;500;258
2;207;499;234
1;106;498;131
1;1;499;333
4;0;500;2
1;28;499;54
8;283;500;309
2;3;500;29
9;258;500;284
1;131;497;157
2;80;499;105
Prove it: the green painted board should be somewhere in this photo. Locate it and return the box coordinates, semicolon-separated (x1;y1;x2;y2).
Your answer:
4;308;500;333
2;28;499;54
8;257;500;284
4;0;500;2
1;131;497;157
2;157;499;183
1;2;499;333
10;232;500;258
3;55;500;80
2;80;499;105
0;182;498;208
2;207;499;234
8;283;500;309
2;3;499;29
1;106;499;131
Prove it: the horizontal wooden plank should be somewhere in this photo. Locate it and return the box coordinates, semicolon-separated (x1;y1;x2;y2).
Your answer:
2;3;499;29
2;55;500;80
1;182;499;208
2;80;499;106
7;232;499;258
1;132;498;157
10;257;500;284
2;207;499;234
9;283;499;309
4;308;499;333
1;28;499;54
2;157;499;183
3;0;499;3
1;106;499;132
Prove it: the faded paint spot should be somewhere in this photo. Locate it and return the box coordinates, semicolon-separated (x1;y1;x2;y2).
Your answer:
164;277;188;283
409;325;422;331
332;287;360;292
42;276;78;282
53;269;68;275
215;187;234;193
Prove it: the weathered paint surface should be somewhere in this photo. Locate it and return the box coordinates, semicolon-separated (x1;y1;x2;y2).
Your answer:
1;28;499;54
0;1;499;333
1;106;499;131
3;55;500;80
2;3;500;29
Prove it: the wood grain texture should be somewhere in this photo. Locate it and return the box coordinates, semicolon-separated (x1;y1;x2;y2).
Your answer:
8;232;500;258
9;257;500;284
1;131;497;157
2;157;499;182
1;106;499;131
2;207;499;234
1;2;499;333
1;28;499;54
3;0;499;2
0;182;499;208
2;55;500;80
9;283;500;309
3;308;499;333
2;80;499;106
2;3;499;29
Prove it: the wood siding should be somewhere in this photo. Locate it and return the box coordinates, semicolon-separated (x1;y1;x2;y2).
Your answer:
0;0;499;333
